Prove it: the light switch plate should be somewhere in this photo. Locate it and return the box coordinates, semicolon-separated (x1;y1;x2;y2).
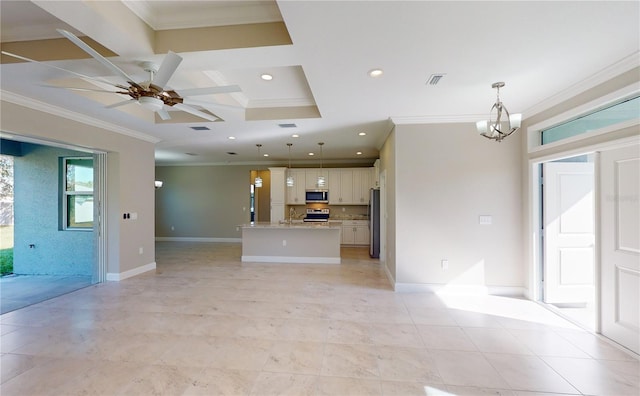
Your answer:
479;215;492;225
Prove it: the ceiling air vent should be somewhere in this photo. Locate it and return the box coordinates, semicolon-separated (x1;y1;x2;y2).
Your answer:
426;73;446;85
278;123;297;128
190;126;210;131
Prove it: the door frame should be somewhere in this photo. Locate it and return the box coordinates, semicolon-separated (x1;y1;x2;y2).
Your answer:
1;132;108;284
528;129;640;334
529;151;601;331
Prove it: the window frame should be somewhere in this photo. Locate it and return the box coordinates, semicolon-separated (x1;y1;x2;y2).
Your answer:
62;156;94;231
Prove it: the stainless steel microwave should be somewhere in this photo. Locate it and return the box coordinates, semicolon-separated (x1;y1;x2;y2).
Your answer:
305;190;329;203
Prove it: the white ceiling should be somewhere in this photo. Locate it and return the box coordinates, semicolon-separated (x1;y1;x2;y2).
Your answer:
1;1;638;165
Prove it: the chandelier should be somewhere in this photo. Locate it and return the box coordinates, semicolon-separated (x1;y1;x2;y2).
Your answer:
476;82;522;142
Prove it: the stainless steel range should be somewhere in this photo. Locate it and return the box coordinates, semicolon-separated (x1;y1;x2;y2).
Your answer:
304;208;330;222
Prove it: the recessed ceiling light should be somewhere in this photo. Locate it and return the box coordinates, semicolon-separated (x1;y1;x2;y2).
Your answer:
263;153;269;157
358;132;366;136
308;152;315;156
368;69;383;78
356;151;363;155
261;73;273;81
291;134;300;138
226;152;237;155
228;136;236;140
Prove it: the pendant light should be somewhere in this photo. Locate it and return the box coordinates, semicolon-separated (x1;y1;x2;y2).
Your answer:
317;142;326;188
476;82;522;142
286;143;294;187
254;144;263;188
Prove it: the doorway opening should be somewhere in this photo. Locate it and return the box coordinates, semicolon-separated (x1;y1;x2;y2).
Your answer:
250;170;270;223
0;137;106;314
538;153;596;330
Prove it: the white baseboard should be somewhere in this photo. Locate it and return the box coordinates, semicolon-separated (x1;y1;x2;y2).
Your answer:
155;237;241;243
393;282;526;297
241;255;340;264
107;262;156;281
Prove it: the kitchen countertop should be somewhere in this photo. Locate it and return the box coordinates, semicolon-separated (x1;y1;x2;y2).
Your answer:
239;222;342;229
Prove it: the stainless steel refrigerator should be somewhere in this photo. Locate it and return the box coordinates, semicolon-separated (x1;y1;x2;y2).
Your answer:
369;188;380;258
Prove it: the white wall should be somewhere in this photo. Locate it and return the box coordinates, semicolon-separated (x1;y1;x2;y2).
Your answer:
385;123;523;291
1;99;156;276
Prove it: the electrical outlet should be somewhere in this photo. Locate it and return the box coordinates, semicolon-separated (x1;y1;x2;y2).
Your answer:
441;259;449;270
139;247;144;255
282;240;287;246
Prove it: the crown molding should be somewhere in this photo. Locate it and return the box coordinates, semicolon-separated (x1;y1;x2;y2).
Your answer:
523;52;640;119
1;90;161;143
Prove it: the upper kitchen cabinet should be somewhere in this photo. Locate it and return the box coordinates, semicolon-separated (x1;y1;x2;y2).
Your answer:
328;169;354;204
352;168;373;204
286;169;307;204
328;168;374;205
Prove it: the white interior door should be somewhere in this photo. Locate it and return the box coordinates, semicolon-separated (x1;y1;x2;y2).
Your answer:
543;161;595;304
600;143;640;354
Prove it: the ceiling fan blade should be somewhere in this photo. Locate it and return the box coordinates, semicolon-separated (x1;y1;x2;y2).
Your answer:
106;99;136;109
157;108;171;121
177;85;241;97
2;50;125;89
182;98;243;110
56;29;139;86
173;103;220;122
153;51;182;89
182;98;244;121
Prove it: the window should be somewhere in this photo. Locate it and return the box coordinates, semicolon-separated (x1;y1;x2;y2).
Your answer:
541;96;640;145
63;157;93;230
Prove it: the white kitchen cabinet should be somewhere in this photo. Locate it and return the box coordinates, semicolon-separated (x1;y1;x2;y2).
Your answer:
328;169;354;204
269;167;286;223
352;168;372;204
305;169;329;189
341;220;370;245
329;168;373;205
286;169;307;204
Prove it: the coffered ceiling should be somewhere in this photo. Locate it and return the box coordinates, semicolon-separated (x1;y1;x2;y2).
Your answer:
1;1;638;165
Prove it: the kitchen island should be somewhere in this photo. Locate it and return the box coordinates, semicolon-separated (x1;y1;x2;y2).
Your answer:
240;222;342;264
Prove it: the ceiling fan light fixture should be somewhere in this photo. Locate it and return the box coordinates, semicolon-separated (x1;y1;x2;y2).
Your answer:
138;96;164;112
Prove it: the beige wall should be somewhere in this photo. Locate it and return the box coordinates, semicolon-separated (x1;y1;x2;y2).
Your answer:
1;100;156;276
383;123;523;290
155;165;253;239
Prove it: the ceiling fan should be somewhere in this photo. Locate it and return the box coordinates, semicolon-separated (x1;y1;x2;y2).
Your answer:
1;29;242;122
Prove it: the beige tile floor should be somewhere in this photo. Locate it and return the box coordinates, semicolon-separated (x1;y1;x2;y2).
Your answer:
1;242;638;395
